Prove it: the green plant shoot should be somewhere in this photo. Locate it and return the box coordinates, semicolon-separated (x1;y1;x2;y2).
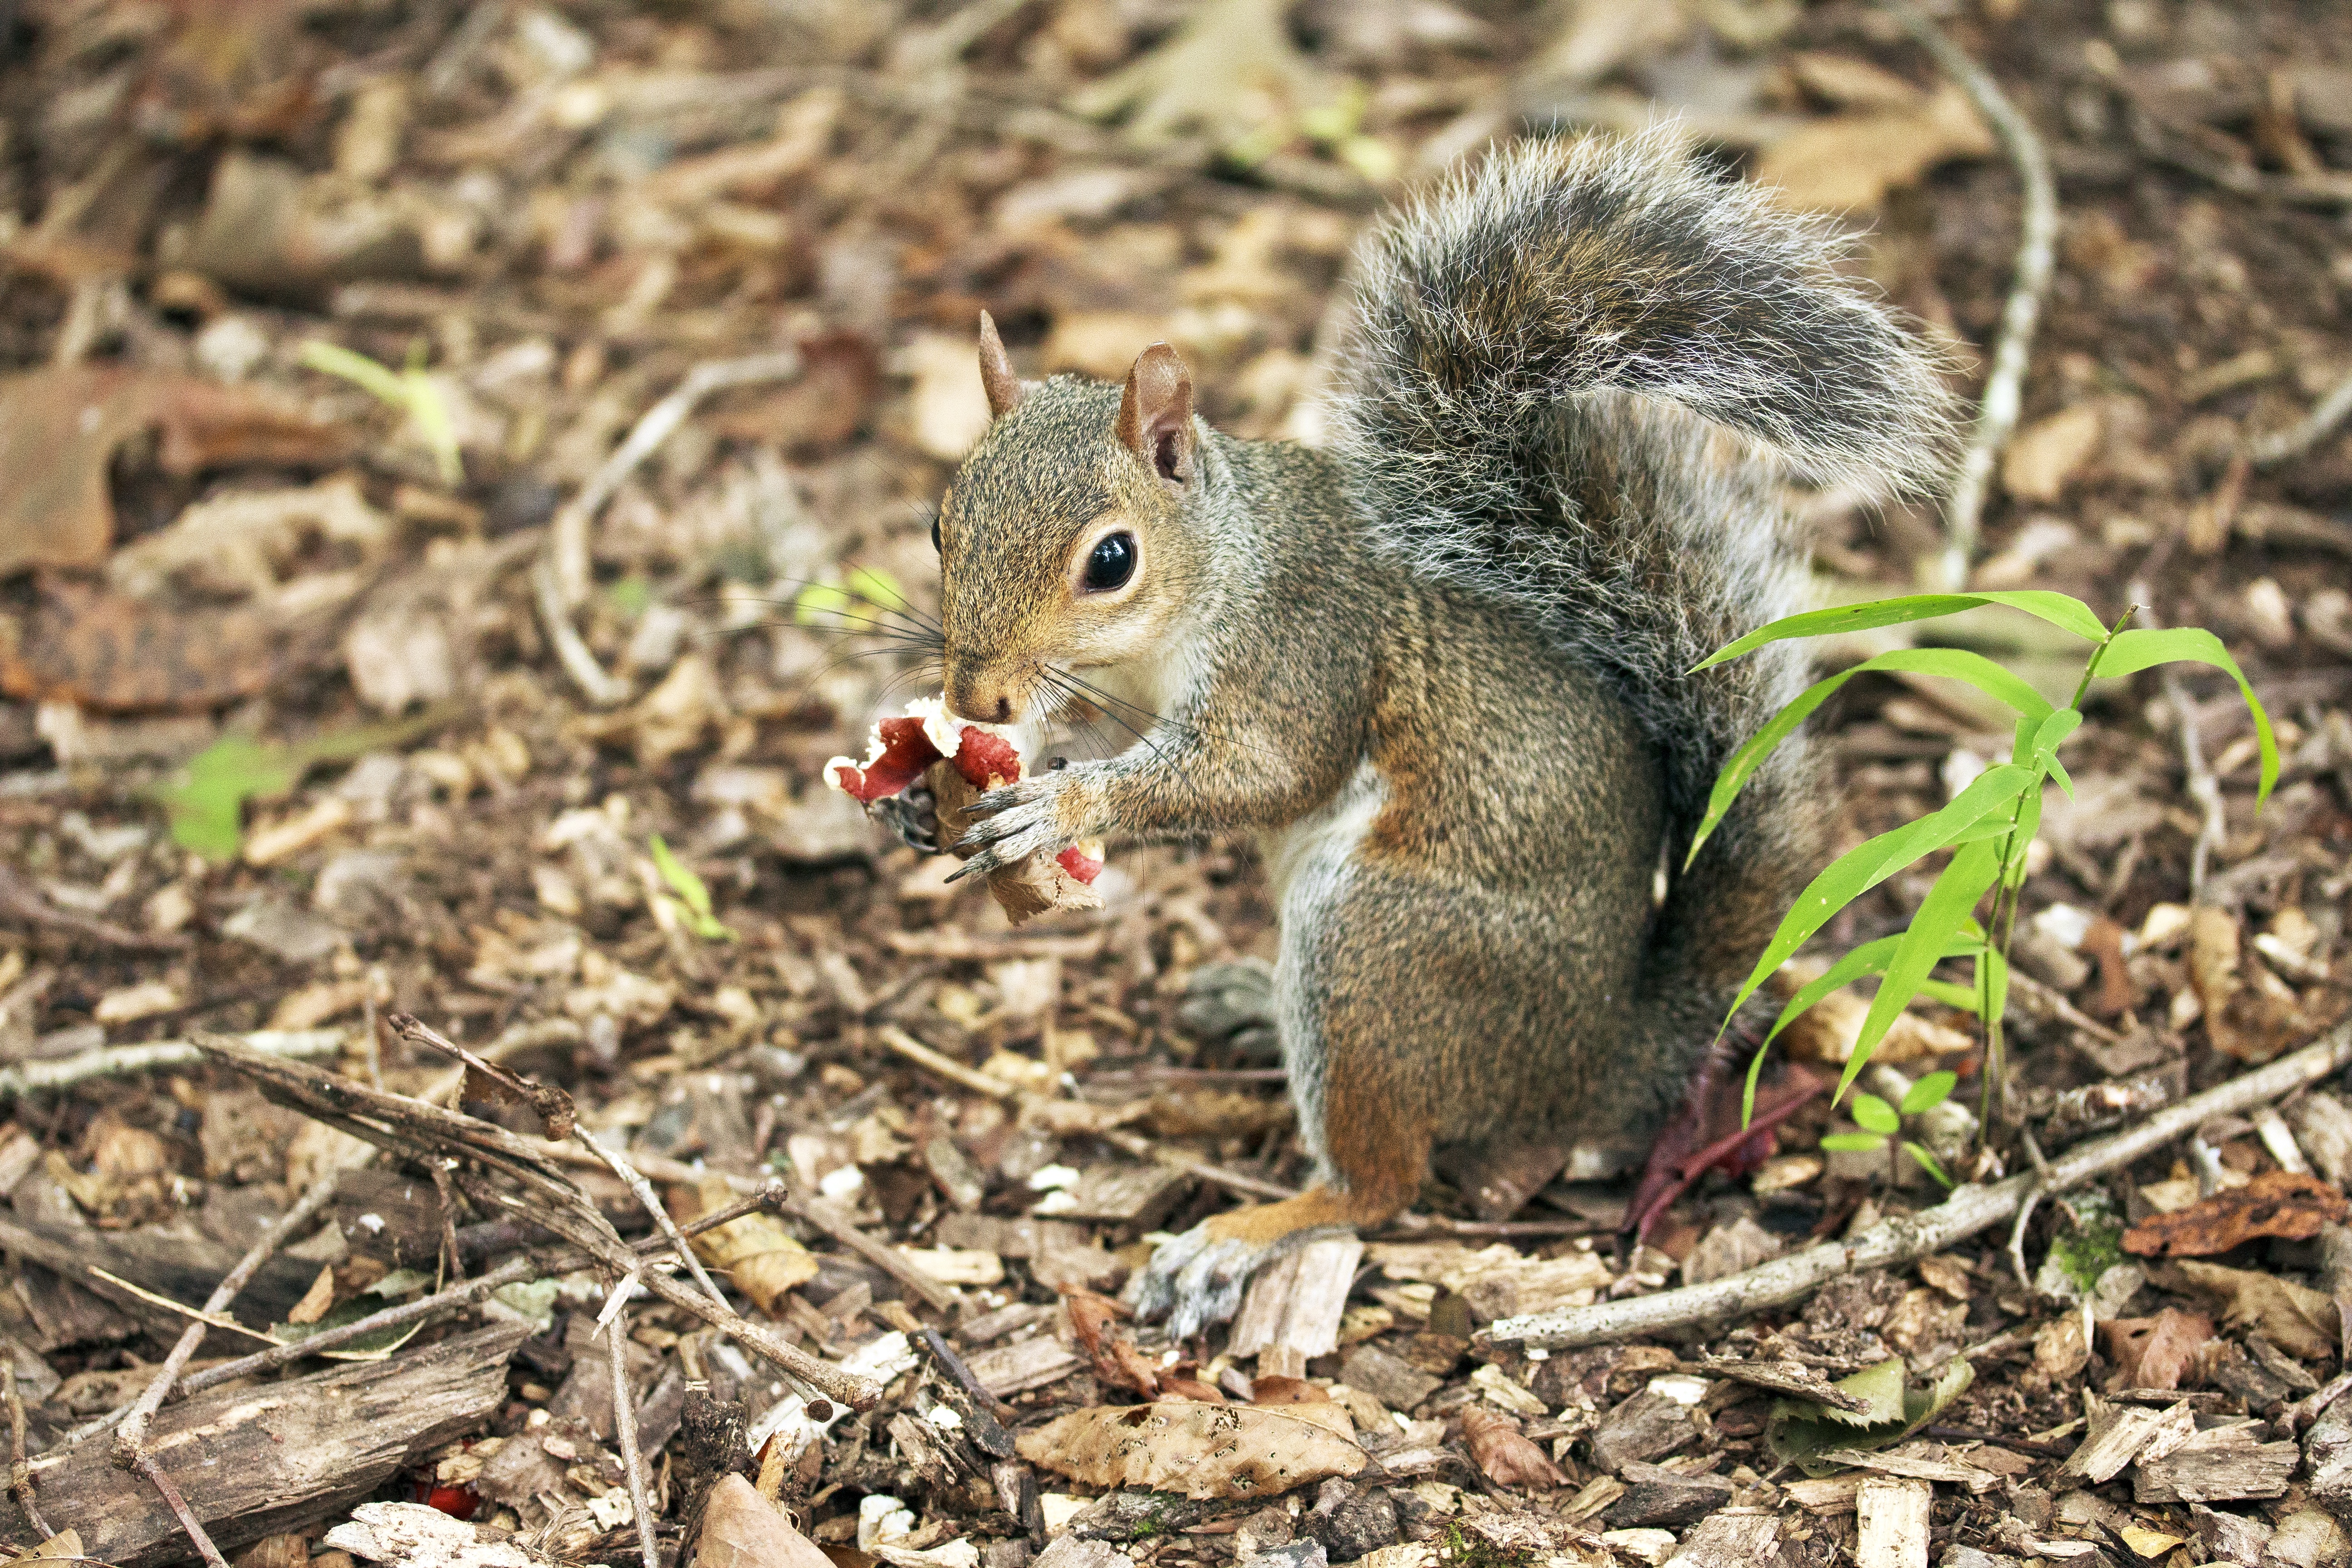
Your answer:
1815;1071;1961;1187
1696;593;2276;1136
300;339;463;485
649;835;733;942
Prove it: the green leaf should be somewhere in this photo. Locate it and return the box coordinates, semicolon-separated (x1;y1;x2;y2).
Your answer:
269;1293;425;1361
649;835;734;942
608;573;653;618
1766;1356;1974;1477
1723;765;2035;1027
159;737;299;857
1903;1142;1955;1188
1694;591;2107;672
1835;837;2004;1105
1818;1132;1889;1152
793;582;853;625
1901;1071;1958;1115
299;340;407;404
2027;707;2082;763
2096;627;2280;805
1688;648;2053;865
1851;1093;1900;1134
845;565;908;611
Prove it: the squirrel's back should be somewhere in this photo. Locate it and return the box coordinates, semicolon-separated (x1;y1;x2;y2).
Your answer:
1330;129;1956;1044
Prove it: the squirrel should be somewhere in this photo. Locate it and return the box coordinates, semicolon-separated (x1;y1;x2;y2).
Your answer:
926;129;1956;1334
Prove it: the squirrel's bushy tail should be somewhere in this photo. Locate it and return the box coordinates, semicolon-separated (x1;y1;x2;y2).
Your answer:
1333;129;1957;1058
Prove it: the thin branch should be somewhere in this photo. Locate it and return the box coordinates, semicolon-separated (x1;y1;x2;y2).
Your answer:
1886;0;2059;590
1485;1017;2352;1348
113;1165;349;1468
2166;670;2226;899
572;1131;727;1306
2249;365;2352;468
134;1450;228;1568
539;349;803;706
605;1287;661;1568
1;1338;50;1539
0;1028;344;1103
428;1159;466;1285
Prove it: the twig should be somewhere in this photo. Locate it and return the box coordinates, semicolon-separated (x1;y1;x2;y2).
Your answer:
604;1287;661;1568
540;349;803;706
428;1159;466;1284
0;864;188;953
191;1030;882;1410
113;1165;349;1468
2285;1368;2352;1436
781;1189;957;1315
2166;670;2226;898
0;1028;344;1103
2249;365;2352;468
1886;0;2059;590
134;1450;229;1568
1;1338;49;1539
1485;1016;2352;1347
876;1025;1298;1203
2006;1124;2050;1289
572;1131;727;1307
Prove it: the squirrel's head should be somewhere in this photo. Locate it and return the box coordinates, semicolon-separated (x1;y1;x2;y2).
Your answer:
933;313;1205;725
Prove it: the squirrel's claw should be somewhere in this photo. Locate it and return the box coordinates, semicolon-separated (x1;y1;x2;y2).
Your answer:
1127;1221;1278;1338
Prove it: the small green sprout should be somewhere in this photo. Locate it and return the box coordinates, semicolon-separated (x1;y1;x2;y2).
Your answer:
300;338;463;485
648;835;733;942
1815;1070;1960;1187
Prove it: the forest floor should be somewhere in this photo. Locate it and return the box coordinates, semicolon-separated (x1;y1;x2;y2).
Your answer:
2;0;2351;1564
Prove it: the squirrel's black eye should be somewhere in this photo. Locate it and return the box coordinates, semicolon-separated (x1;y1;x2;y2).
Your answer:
1082;532;1137;593
931;515;941;553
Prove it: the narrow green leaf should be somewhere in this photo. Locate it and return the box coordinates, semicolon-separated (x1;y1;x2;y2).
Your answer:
1903;1142;1954;1188
649;835;734;941
846;566;907;610
793;582;853;625
2028;708;2083;761
1694;591;2105;673
2096;627;2280;805
1689;649;2052;866
1901;1071;1957;1115
299;340;408;405
1852;1093;1901;1134
1818;1132;1889;1152
2003;785;2043;890
1918;979;1980;1012
402;370;464;485
1979;941;2009;1027
2045;750;2077;799
1723;765;2035;1025
1834;838;2004;1104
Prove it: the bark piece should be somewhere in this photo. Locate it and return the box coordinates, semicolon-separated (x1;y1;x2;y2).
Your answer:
963;1336;1083;1397
1230;1238;1364;1375
2191;1503;2274;1567
1014;1401;1367;1500
0;1323;525;1568
1855;1478;1932;1568
1302;1479;1399;1563
326;1502;559;1567
1337;1345;1441;1414
2133;1430;2300;1504
1588;1378;1706;1473
1656;1509;1780;1568
2062;1394;2195;1483
1600;1461;1734;1527
1044;1165;1189;1229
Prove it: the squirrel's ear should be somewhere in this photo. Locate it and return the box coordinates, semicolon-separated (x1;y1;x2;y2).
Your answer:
1116;342;1195;487
977;310;1022;420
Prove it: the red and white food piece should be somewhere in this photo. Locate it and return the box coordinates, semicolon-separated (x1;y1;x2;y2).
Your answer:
826;698;1104;884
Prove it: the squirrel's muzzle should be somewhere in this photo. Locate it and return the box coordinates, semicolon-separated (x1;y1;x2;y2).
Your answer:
945;666;1021;726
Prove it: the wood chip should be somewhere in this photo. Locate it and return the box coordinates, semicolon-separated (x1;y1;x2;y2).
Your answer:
1230;1236;1363;1375
962;1336;1083;1397
1855;1477;1932;1568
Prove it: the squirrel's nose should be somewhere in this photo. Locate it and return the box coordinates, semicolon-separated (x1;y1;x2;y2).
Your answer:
946;671;1020;726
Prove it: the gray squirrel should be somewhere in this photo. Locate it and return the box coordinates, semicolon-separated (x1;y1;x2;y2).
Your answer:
923;129;1955;1333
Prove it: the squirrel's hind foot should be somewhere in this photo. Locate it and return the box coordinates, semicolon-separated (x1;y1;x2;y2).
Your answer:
1127;1186;1381;1338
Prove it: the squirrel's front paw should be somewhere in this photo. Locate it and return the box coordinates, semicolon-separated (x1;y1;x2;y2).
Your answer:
949;767;1100;882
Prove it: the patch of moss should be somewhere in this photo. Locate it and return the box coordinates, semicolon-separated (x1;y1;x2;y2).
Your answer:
2048;1189;2125;1296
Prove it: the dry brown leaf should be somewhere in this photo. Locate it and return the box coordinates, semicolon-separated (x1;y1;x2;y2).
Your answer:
1752;83;1993;211
2098;1308;2212;1391
673;1176;819;1313
2001;406;2105;502
0;579;298;712
1069;1290;1159;1398
1458;1406;1567;1489
697;1475;837;1568
0;365;346;579
2176;1262;2342;1361
1014;1401;1367;1499
2190;906;2311;1063
2122;1171;2349;1258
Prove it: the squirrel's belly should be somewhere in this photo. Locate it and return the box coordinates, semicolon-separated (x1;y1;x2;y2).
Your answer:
1256;757;1385;912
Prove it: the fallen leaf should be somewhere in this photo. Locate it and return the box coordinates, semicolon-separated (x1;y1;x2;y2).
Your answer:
2001;404;2105;502
697;1475;837;1568
674;1177;818;1313
2190;906;2311;1063
0;365;347;579
1068;1290;1159;1398
2122;1171;2349;1257
0;579;293;713
1752;83;1993;211
1458;1406;1567;1488
2098;1309;2212;1390
2176;1261;2343;1360
6;1531;83;1566
1766;1357;1975;1477
1014;1401;1367;1499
